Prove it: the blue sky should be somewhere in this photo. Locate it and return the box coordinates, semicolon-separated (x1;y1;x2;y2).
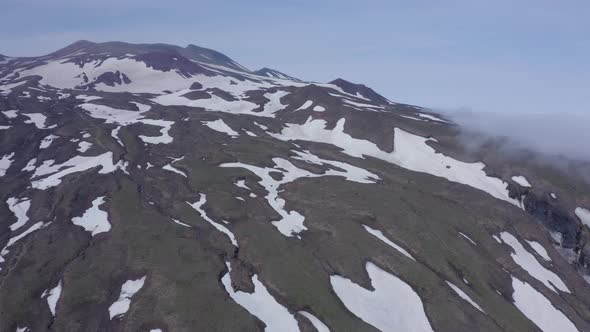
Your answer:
1;0;589;115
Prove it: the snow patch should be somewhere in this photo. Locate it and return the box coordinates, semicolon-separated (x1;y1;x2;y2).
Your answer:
295;100;313;111
511;276;577;332
39;134;59;149
23;113;55;129
7;197;31;231
512;175;532;188
330;262;433;332
109;276;146;319
0;152;15;176
202;119;239;137
71;197;111;236
41;280;62;317
575;207;590;228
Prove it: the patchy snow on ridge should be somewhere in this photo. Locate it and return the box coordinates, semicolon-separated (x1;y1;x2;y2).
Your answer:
575;207;590;228
7;197;31;231
512;175;532;188
187;194;238;247
299;311;330;332
71;197;111;237
499;232;569;293
109;276;146;319
201;119;239;137
222;150;378;237
330;262;433;332
80;102;174;145
41;280;62;317
511;277;578;332
445;281;485;313
362;224;415;261
0;221;49;267
271;117;519;206
31;152;126;190
162;156;187;178
222;262;299;332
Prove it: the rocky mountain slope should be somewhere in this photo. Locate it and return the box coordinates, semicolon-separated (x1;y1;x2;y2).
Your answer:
1;40;590;332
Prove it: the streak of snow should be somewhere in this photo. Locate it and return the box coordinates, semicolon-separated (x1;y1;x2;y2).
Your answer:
187;194;238;247
362;224;415;261
31;152;126;190
71;197;111;236
313;105;326;112
331;262;433;332
109;276;146;319
172;218;191;228
445;281;485;313
222;262;299;332
0;221;49;266
526;240;551;262
459;232;477;246
511;276;577;332
162;156;187;178
271;117;519;206
499;232;569;293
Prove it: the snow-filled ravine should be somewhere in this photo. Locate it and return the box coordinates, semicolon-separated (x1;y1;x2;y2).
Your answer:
330;262;433;332
270;117;519;207
222;150;378;237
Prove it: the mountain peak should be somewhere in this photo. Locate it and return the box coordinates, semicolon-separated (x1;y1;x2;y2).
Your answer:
254;67;301;81
329;78;389;104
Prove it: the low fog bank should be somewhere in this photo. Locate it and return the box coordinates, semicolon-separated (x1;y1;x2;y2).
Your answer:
440;108;590;163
